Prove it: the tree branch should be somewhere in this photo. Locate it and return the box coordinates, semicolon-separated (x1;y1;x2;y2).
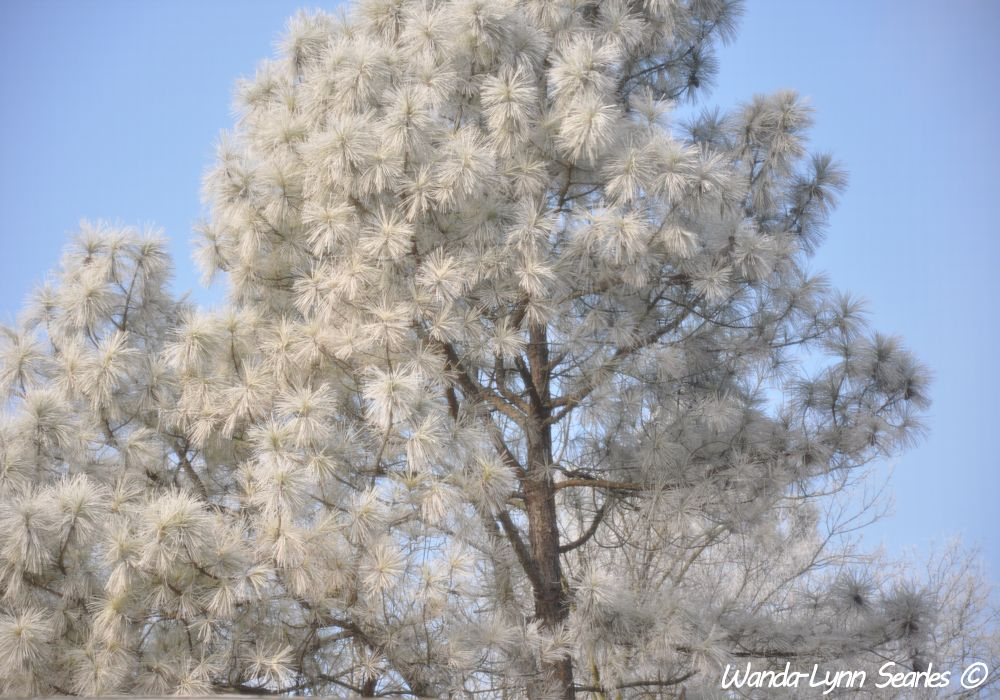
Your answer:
559;496;613;553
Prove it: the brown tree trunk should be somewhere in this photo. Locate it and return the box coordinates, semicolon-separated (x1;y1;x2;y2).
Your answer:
523;323;575;699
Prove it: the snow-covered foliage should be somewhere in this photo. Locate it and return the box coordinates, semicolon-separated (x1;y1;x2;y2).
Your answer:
0;1;996;697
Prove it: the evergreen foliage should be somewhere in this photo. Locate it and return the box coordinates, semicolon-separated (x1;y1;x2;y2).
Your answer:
0;1;996;697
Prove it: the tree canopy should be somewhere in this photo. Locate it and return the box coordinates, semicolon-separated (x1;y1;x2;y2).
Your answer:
0;0;996;697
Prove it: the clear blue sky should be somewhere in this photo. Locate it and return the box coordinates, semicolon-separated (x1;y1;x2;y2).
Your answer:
1;1;998;580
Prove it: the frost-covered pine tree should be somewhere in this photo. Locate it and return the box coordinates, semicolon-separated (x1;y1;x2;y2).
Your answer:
0;1;996;697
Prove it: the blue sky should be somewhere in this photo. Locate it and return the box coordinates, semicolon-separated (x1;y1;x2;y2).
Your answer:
1;1;998;580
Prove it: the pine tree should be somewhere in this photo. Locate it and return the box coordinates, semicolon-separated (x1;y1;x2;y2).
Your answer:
0;1;996;697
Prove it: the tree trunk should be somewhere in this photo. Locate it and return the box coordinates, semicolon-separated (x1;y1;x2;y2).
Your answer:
523;324;574;699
